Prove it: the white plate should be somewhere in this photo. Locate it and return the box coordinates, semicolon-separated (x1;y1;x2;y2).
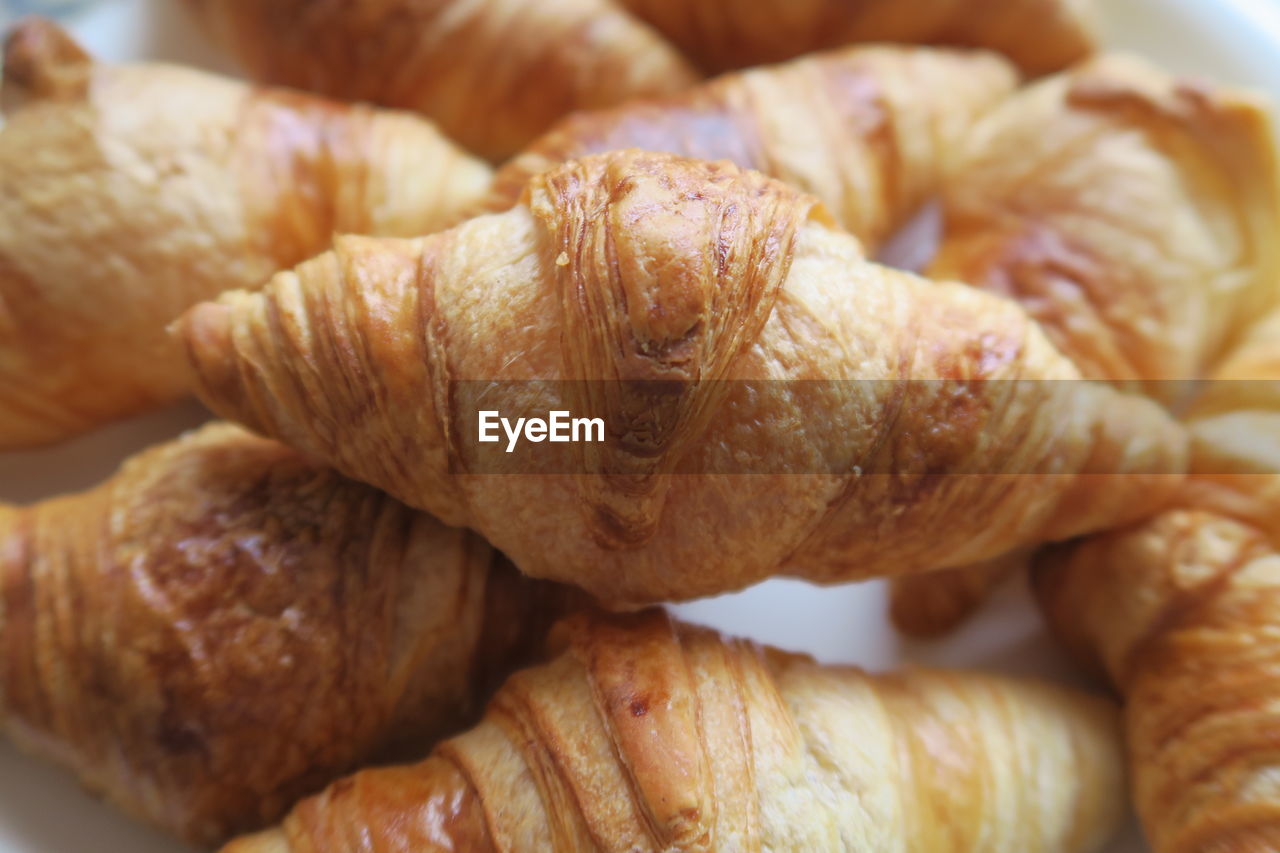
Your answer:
2;0;1278;849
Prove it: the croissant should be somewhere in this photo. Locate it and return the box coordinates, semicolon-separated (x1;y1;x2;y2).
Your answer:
614;0;1098;75
0;422;577;845
890;54;1280;636
0;18;491;450
184;0;699;161
1034;306;1280;852
485;45;1018;251
931;54;1280;391
222;608;1126;853
175;150;1186;606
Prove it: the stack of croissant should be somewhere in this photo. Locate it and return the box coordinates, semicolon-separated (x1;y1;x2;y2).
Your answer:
1;1;1277;850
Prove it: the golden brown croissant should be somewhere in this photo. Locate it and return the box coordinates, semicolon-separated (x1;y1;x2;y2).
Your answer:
0;18;492;450
890;54;1280;636
614;0;1098;75
1034;306;1280;852
0;422;577;845
223;608;1126;853
175;150;1187;606
184;0;700;161
485;45;1018;251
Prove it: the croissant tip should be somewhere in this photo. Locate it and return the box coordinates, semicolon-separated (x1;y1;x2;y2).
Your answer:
172;298;227;348
2;17;91;108
172;299;238;402
218;828;289;853
888;596;972;638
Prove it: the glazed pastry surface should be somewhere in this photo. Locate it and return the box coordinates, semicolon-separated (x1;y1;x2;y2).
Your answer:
0;423;574;844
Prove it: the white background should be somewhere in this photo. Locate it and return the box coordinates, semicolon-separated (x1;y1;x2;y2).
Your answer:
2;0;1279;849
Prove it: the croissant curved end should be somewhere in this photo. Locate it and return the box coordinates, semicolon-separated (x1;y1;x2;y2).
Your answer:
1;17;91;110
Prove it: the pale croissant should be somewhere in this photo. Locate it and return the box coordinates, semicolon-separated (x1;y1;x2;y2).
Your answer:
0;18;491;450
486;45;1018;251
890;54;1280;635
1035;306;1280;853
0;422;577;845
615;0;1098;75
223;609;1126;853
932;54;1280;392
176;151;1186;606
184;0;699;161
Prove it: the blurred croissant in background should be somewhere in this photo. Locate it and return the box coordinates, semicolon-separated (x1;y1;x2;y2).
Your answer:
0;423;578;844
224;609;1126;853
616;0;1099;75
932;54;1280;392
175;151;1187;606
1036;306;1280;853
485;44;1018;252
0;18;491;450
889;53;1280;636
184;0;699;160
185;0;1096;163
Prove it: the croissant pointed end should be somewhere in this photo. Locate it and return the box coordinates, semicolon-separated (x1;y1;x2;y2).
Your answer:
171;299;247;423
1;17;91;111
889;571;990;638
219;828;289;853
978;51;1022;95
